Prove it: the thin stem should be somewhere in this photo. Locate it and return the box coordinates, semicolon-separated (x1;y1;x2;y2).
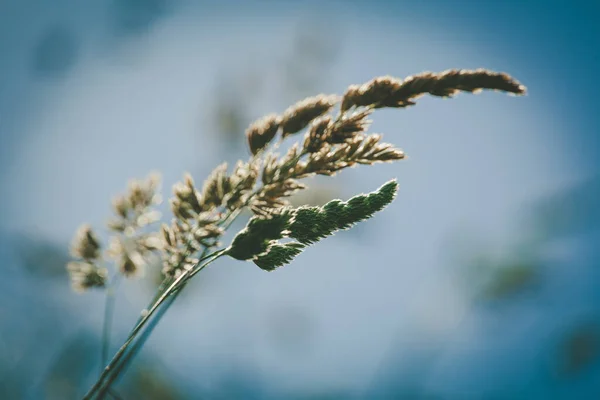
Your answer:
96;294;178;399
95;255;222;399
95;282;177;398
101;276;120;372
84;249;226;400
98;204;247;395
87;144;314;398
133;276;173;327
107;389;124;400
92;209;244;397
171;248;230;292
96;244;212;393
105;286;179;390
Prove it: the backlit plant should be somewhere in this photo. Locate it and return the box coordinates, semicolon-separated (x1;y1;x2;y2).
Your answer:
67;68;526;399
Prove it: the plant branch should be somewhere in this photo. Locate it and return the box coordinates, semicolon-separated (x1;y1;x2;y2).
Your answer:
102;286;179;395
67;68;526;399
84;249;226;399
94;241;214;395
95;202;247;396
101;276;120;372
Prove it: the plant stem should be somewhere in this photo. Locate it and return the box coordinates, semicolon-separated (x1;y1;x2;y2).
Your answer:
104;285;180;391
96;254;223;399
95;245;211;395
107;389;124;400
101;276;120;372
83;249;226;400
92;207;244;398
95;293;177;399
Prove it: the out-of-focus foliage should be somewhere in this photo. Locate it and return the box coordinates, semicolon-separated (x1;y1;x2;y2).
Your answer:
41;334;97;399
451;174;600;302
448;235;540;302
479;260;538;300
120;363;184;400
557;323;600;376
533;174;600;240
31;25;79;79
279;25;340;101
110;0;173;36
13;234;70;278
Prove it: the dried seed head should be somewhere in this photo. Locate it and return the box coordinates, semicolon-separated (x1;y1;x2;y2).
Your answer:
298;133;404;177
411;68;527;97
304;116;333;153
118;251;146;278
362;76;405;107
67;261;107;293
106;233;156;279
226;161;259;210
119;254;137;277
365;141;405;162
328;109;372;144
246;113;281;155
173;219;191;236
173;182;191;202
172;173;203;215
112;196;130;219
340;84;361;112
196;211;220;227
108;173;162;233
139;234;163;251
73;69;523;284
341;76;406;111
136;210;161;227
128;173;161;210
380;69;525;105
170;198;195;220
200;163;230;209
280;94;338;136
251;179;306;215
70;224;101;260
161;223;176;248
106;235;124;259
275;143;302;180
261;153;279;185
193;224;224;244
341;69;526;111
162;248;194;278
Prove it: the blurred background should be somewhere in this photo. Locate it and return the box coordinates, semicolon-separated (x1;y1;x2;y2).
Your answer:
1;0;599;398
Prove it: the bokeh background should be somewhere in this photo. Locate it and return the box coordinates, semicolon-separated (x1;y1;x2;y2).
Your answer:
1;0;599;398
